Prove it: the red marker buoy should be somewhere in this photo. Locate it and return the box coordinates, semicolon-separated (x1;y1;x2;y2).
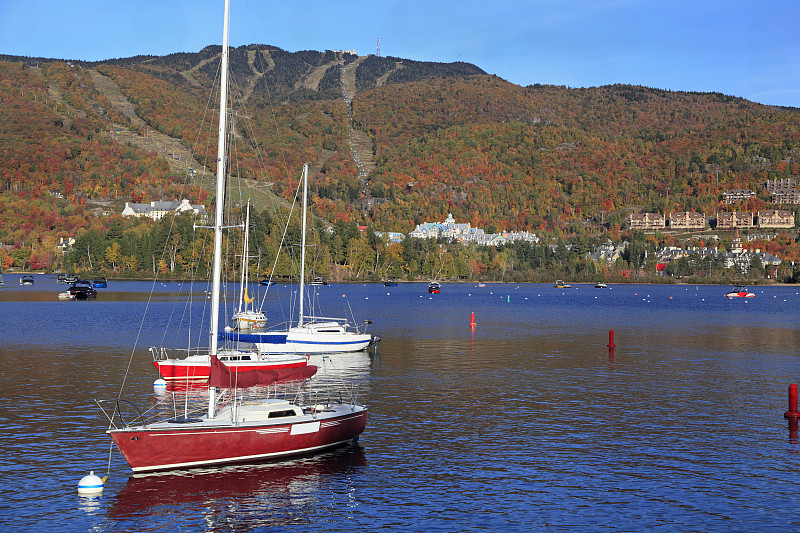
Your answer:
785;384;800;419
470;312;476;329
607;329;616;348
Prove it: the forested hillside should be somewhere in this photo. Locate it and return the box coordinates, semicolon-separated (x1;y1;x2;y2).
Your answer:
1;43;799;281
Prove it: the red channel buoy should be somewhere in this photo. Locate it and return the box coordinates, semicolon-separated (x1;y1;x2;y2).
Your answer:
785;384;800;419
607;329;616;348
470;312;476;329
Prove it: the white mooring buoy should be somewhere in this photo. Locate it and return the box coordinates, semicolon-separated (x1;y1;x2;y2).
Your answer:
153;378;167;393
77;471;104;495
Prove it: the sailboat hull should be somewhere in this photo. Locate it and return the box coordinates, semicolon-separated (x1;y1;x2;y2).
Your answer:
109;407;367;473
153;354;308;381
255;331;373;354
220;328;373;354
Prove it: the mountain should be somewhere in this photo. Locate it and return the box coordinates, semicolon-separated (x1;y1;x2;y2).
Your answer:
0;44;798;266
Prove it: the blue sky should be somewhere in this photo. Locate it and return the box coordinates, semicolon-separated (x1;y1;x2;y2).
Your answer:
1;0;798;108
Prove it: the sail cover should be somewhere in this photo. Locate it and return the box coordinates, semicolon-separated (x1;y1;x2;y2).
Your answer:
209;355;317;388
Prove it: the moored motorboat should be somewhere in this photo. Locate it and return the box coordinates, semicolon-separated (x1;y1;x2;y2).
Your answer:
595;282;607;288
69;280;97;299
724;285;755;298
555;279;571;288
92;277;107;288
20;275;34;286
428;282;441;293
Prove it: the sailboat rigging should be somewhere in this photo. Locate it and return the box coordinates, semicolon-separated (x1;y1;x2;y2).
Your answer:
98;0;368;472
232;201;267;330
220;164;379;354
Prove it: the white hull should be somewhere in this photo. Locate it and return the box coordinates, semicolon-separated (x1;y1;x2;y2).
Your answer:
255;336;373;354
254;324;373;354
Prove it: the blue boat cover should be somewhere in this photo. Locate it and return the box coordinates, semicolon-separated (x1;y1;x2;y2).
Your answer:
218;331;288;344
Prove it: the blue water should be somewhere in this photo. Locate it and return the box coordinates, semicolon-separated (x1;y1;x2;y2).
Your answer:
1;275;800;531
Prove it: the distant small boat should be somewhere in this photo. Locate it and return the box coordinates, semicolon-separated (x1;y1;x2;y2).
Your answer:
595;282;607;289
724;285;755;298
20;275;34;286
69;280;97;299
0;274;4;287
383;281;398;287
92;277;107;288
554;279;571;288
428;282;441;294
310;277;328;286
476;283;486;287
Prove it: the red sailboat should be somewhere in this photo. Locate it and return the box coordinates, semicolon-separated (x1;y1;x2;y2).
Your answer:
105;357;367;473
151;349;308;382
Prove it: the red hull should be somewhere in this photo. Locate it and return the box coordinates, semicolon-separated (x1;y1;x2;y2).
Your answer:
153;358;308;381
110;409;367;472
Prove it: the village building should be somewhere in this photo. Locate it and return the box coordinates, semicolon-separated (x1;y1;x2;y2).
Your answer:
56;236;75;253
765;178;797;194
771;190;800;204
716;211;754;229
669;212;705;230
408;213;538;246
374;231;405;244
722;189;756;204
587;241;627;264
766;178;800;204
628;212;665;231
757;210;795;228
121;199;207;221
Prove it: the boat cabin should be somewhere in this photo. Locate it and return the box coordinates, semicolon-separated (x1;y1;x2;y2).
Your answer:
220;398;305;424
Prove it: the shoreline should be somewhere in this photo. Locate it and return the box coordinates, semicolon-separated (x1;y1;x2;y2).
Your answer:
6;272;796;287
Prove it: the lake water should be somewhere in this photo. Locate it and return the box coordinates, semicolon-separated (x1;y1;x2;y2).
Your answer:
2;274;800;531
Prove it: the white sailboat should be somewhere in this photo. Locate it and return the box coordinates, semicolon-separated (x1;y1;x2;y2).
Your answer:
100;0;368;473
220;164;378;355
231;201;267;330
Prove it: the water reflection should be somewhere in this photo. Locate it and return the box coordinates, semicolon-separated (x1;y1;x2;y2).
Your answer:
3;282;800;531
107;445;366;529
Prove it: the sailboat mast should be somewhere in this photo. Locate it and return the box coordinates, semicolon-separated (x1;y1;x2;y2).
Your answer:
238;201;250;312
209;0;230;417
298;164;308;327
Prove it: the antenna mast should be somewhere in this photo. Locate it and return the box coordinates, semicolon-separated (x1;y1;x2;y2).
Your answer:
376;37;381;57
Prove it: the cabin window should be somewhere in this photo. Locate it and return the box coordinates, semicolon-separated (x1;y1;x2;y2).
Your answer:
267;410;297;418
221;355;251;362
